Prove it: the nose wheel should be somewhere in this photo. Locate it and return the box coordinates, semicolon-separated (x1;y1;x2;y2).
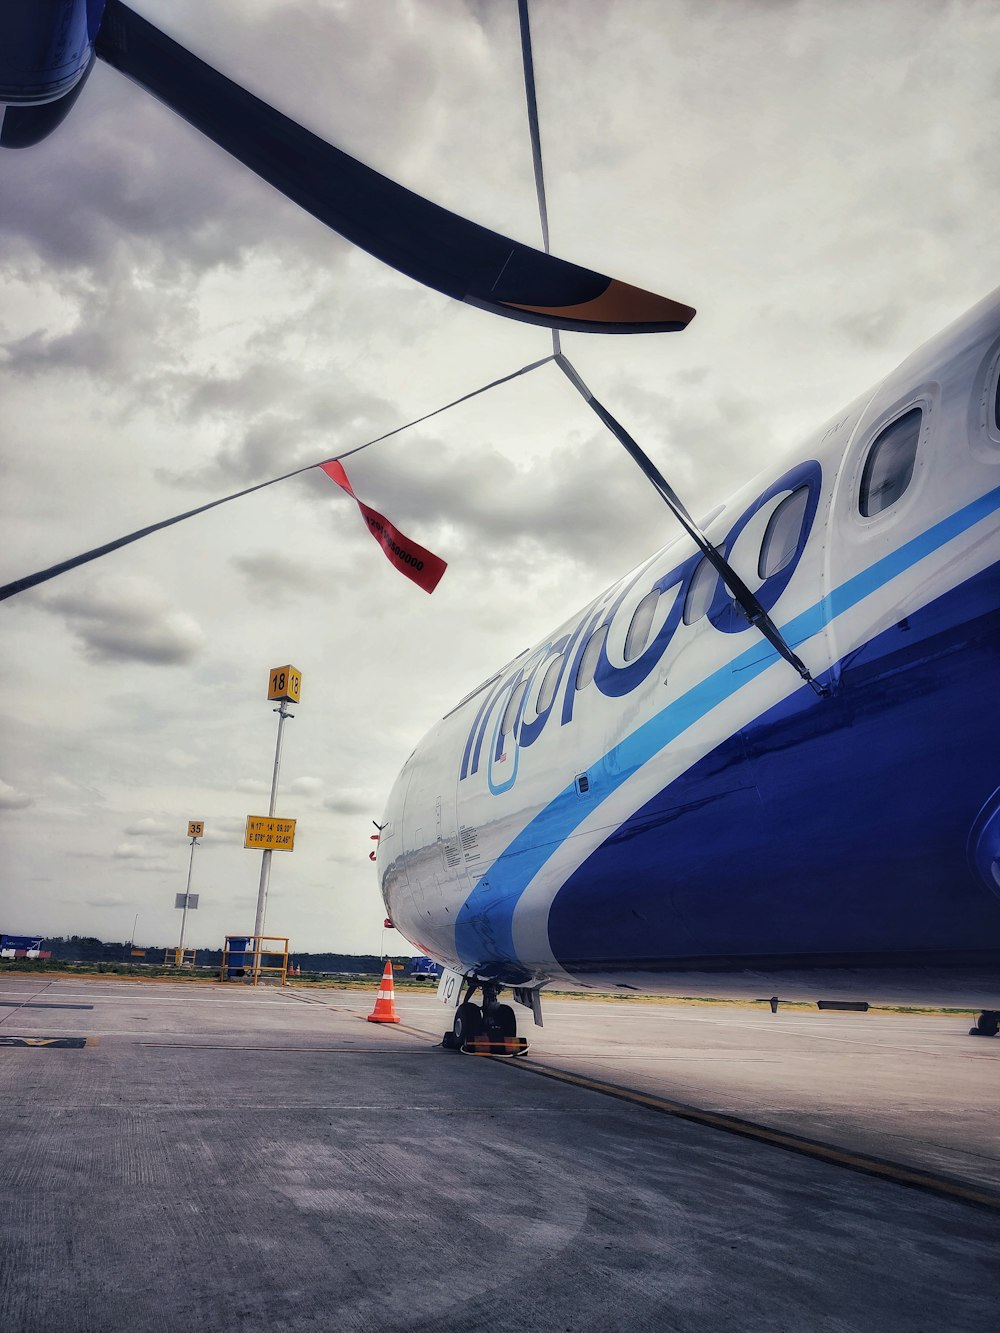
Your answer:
450;1001;482;1046
442;983;529;1056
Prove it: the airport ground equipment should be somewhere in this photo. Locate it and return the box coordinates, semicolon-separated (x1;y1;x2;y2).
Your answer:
367;961;401;1024
162;948;197;968
454;1034;530;1057
221;934;289;985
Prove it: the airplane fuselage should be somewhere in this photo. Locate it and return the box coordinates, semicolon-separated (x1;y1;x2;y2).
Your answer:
378;290;1000;1006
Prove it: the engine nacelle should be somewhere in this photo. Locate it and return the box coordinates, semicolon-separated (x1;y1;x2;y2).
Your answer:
0;0;106;148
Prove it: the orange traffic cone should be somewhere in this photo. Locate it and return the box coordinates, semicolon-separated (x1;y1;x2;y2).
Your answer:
367;960;401;1024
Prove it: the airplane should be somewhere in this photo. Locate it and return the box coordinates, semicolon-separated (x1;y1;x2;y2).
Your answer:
376;287;1000;1046
8;4;997;1044
0;0;693;335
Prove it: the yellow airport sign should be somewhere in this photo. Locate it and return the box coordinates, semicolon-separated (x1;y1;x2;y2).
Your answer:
187;821;204;838
244;816;297;851
267;665;302;703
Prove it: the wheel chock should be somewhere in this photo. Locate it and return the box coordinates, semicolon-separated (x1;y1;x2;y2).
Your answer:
461;1036;529;1057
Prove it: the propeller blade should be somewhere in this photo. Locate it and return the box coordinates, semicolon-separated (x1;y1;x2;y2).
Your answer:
95;2;694;334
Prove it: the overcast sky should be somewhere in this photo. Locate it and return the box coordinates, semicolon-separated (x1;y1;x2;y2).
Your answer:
2;0;998;957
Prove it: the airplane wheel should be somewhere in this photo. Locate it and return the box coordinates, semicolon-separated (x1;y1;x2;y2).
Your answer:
453;1002;482;1046
970;1011;999;1037
489;1003;517;1039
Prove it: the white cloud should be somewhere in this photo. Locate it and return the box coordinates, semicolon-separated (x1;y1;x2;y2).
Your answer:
124;818;170;837
0;781;33;811
40;578;205;666
323;790;376;817
113;843;164;861
83;892;131;909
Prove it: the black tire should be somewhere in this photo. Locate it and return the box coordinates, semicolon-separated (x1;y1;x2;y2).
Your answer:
974;1011;999;1037
453;1002;482;1046
488;1003;517;1040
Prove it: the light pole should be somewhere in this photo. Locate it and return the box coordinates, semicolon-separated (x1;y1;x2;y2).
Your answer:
122;912;139;962
251;698;293;977
175;820;204;965
178;833;199;958
249;665;301;984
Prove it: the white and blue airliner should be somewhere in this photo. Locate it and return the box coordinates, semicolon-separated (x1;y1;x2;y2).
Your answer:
377;290;1000;1044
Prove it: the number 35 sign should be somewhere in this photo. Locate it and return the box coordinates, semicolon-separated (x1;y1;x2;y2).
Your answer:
267;665;302;703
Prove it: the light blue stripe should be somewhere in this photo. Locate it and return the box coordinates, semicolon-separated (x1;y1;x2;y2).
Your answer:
454;485;1000;967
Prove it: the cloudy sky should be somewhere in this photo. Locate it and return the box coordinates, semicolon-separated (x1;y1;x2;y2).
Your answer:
2;0;998;956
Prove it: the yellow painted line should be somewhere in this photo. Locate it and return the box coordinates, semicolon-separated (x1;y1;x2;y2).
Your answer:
504;1059;1000;1211
343;1009;441;1044
389;1022;440;1043
141;1043;431;1053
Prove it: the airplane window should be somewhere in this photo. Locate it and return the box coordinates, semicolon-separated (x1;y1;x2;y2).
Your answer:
859;408;922;517
683;556;718;625
624;589;660;662
575;624;608;691
995;372;1000;433
535;654;564;715
758;486;809;580
500;680;528;736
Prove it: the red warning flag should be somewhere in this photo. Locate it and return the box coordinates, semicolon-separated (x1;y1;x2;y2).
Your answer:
319;460;447;594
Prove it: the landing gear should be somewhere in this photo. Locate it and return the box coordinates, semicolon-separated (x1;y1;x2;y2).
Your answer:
452;1002;482;1047
490;1003;517;1039
442;981;529;1055
969;1010;999;1037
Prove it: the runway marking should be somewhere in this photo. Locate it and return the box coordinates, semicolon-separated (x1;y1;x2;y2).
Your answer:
0;1036;89;1048
0;978;59;1028
504;1058;1000;1211
390;1022;442;1043
141;1043;432;1053
340;1009;445;1045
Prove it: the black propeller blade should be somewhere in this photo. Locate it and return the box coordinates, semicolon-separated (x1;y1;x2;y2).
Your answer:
95;2;695;334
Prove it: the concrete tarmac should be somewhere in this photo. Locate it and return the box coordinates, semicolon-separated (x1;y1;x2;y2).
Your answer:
400;990;1000;1194
0;976;997;1333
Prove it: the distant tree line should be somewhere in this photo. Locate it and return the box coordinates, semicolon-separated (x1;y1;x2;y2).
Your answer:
34;936;410;974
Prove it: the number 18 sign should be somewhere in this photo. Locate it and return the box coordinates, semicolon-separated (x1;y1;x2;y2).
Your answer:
267;665;301;703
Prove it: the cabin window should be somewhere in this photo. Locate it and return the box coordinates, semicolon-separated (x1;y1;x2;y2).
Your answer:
683;556;718;625
575;624;608;691
623;589;660;662
535;654;563;715
994;371;1000;433
859;408;921;517
758;486;810;580
500;680;528;736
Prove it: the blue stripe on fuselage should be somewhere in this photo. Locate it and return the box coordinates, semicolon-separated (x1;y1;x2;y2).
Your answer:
548;559;1000;964
453;484;1000;971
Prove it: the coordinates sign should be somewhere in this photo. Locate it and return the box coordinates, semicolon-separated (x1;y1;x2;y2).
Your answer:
244;816;296;851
